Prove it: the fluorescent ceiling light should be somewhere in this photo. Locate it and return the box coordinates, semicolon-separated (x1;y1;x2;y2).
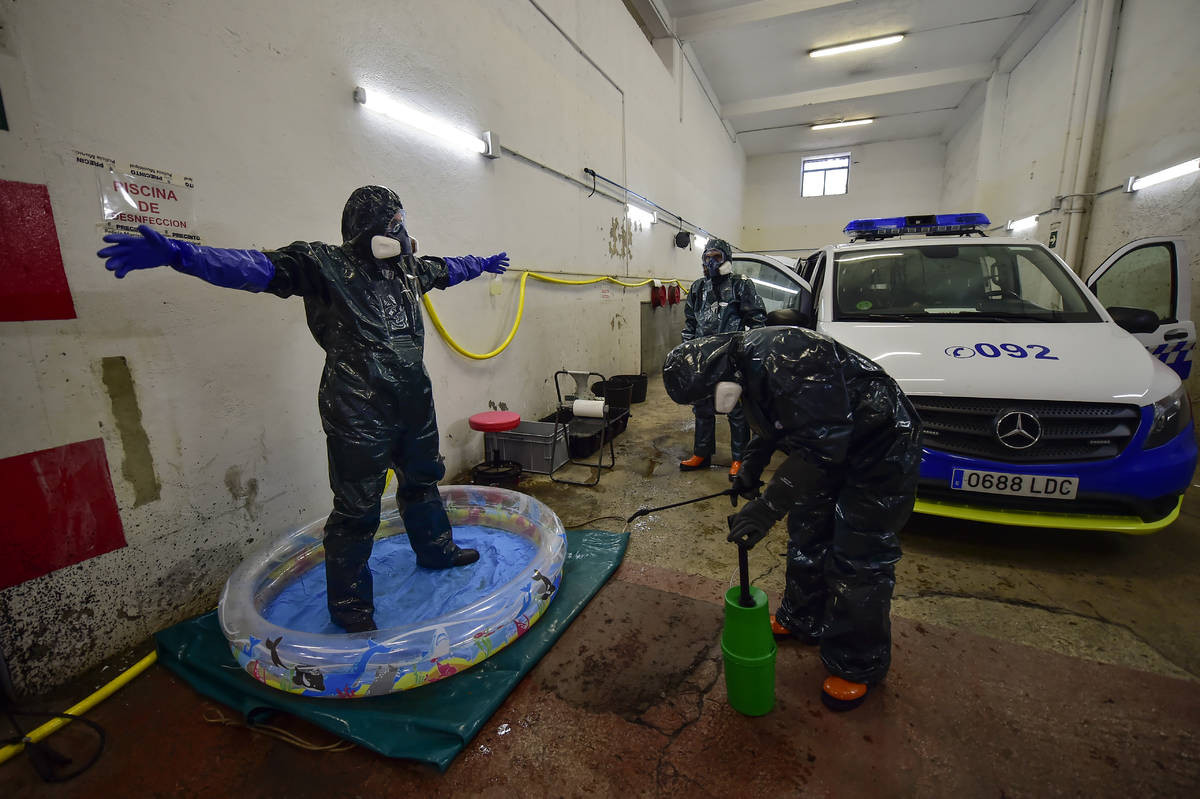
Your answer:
627;204;656;226
1007;214;1038;232
809;35;904;58
354;86;487;155
694;235;708;249
1126;158;1199;192
811;119;874;131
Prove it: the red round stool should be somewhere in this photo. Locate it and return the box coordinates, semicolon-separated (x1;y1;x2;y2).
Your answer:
469;411;523;488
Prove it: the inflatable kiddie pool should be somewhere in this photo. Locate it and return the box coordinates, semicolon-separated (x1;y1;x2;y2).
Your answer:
218;485;566;698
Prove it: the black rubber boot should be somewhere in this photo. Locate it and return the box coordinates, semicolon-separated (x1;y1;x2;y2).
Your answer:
418;547;480;569
341;617;378;634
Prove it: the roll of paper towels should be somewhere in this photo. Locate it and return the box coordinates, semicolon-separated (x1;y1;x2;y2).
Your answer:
572;399;608;418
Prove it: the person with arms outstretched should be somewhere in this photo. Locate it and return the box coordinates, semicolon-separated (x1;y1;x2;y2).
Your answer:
98;185;508;633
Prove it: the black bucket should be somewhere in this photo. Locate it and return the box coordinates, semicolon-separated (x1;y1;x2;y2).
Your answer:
613;373;648;403
602;377;635;410
471;459;522;490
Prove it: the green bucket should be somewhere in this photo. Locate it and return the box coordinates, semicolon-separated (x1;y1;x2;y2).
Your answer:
721;585;776;716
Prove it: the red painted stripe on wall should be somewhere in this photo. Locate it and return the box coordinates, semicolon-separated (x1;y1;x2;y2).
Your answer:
0;178;76;322
0;438;126;591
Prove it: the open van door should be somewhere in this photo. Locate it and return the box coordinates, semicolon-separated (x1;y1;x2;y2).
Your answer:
1087;238;1195;380
729;255;810;316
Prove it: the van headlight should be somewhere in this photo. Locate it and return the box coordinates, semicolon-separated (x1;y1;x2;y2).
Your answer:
1144;385;1192;449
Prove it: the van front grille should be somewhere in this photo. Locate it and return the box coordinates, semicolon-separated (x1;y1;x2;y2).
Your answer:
910;396;1141;463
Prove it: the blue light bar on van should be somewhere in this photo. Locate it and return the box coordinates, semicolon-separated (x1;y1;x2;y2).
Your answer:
844;213;990;239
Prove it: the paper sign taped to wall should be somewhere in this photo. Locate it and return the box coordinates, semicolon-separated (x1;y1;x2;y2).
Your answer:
76;150;201;243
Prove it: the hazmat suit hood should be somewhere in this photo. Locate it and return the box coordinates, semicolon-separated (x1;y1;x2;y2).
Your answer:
663;333;741;405
341;185;404;258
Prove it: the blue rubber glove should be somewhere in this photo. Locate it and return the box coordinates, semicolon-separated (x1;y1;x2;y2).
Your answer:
98;224;274;292
443;252;509;286
98;224;179;278
482;252;509;274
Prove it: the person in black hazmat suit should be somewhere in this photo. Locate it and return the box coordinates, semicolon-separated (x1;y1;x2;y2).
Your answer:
96;186;509;633
679;238;766;479
662;314;921;710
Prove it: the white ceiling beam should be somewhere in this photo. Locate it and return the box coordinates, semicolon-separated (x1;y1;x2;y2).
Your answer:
675;0;851;39
724;62;996;119
997;0;1075;73
626;0;674;39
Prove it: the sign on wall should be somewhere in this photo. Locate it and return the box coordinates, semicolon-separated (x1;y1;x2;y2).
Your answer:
75;150;201;243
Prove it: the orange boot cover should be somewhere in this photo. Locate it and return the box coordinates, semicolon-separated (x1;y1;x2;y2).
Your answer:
821;676;869;712
679;454;711;471
770;614;791;636
728;460;742;480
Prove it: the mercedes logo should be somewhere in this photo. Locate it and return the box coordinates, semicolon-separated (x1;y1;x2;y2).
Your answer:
945;346;975;358
995;410;1042;450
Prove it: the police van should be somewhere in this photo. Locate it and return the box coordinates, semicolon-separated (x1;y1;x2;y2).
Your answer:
730;214;1197;533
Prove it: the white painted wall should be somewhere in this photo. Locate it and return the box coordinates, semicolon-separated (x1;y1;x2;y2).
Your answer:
741;137;948;253
0;0;745;691
1079;0;1200;310
939;0;1200;387
940;2;1084;233
941;84;984;213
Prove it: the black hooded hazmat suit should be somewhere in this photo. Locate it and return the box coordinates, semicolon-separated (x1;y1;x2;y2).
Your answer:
261;186;471;630
681;243;766;461
663;327;921;684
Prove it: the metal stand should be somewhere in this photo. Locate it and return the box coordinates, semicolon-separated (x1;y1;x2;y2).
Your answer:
549;369;615;486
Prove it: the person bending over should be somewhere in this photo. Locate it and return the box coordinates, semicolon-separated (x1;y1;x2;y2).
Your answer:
662;320;920;710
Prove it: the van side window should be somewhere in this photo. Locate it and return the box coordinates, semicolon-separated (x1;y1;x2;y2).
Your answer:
1092;243;1177;322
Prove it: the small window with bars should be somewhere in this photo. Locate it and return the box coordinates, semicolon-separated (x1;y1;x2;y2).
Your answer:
801;153;850;197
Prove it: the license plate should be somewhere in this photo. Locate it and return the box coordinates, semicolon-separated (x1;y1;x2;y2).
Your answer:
950;469;1078;500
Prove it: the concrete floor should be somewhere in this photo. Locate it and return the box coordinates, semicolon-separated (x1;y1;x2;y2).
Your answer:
4;378;1200;796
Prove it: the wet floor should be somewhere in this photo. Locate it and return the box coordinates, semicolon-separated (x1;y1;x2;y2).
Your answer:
3;378;1199;796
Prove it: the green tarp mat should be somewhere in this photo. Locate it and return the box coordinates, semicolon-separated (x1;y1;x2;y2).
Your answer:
154;529;627;771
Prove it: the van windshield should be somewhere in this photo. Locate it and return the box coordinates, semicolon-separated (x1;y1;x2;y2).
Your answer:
832;244;1103;322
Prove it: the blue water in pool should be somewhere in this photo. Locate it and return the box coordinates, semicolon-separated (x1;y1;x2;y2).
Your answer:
262;525;538;634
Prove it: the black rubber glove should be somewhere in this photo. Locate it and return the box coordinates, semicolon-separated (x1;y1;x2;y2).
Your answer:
730;469;764;507
726;499;777;550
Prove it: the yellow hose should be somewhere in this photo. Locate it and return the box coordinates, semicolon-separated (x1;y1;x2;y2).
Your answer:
0;650;159;765
423;270;687;361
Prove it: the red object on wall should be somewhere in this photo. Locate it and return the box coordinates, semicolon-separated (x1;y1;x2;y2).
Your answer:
650;285;666;308
667;285;681;305
0;438;126;591
0;178;76;322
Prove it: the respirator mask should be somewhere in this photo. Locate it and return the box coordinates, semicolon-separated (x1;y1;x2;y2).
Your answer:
702;252;731;278
370;208;417;259
714;381;742;414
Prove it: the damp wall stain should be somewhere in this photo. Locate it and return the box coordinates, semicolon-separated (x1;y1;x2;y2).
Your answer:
224;465;262;520
608;216;633;259
0;539;244;694
100;356;161;507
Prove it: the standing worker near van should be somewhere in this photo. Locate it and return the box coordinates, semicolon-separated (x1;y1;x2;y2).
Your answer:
662;319;921;710
97;185;508;633
679;238;766;479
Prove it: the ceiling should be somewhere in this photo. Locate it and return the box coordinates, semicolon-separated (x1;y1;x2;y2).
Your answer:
628;0;1074;156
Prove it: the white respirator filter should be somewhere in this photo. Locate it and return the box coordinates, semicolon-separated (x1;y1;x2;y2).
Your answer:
714;381;742;414
370;235;405;259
